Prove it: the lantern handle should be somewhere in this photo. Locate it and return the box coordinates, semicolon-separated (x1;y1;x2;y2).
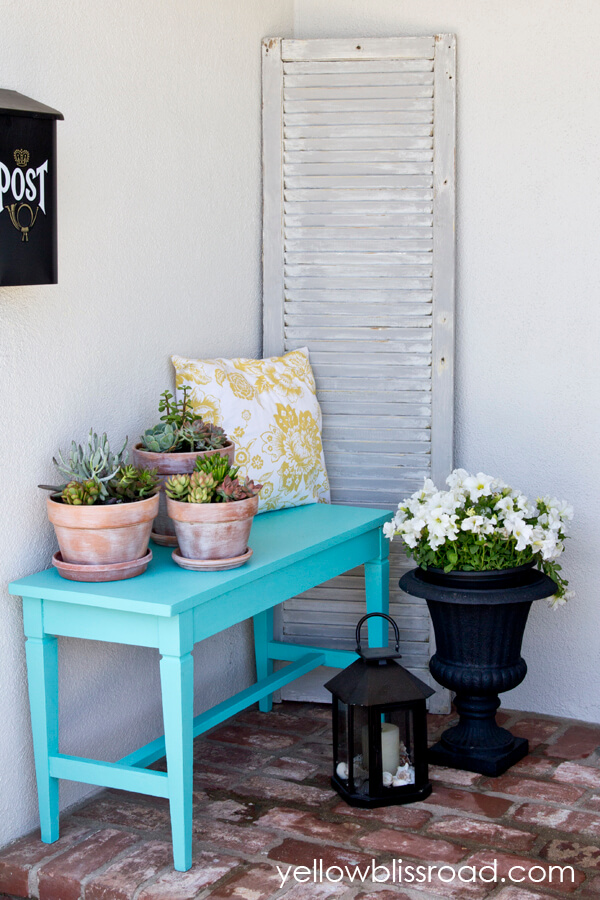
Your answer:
355;613;400;654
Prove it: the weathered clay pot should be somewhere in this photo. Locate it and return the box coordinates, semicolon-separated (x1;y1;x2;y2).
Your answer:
47;493;159;565
166;494;258;561
132;442;235;545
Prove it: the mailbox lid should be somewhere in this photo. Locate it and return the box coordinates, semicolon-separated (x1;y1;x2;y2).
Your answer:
0;90;63;120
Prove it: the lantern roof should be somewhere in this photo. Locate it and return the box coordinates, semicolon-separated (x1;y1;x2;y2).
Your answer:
325;659;435;707
0;90;63;120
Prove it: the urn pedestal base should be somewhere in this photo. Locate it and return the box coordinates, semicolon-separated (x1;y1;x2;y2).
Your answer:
428;736;528;777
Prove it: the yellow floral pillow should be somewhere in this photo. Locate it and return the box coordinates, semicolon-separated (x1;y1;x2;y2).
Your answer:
171;348;330;513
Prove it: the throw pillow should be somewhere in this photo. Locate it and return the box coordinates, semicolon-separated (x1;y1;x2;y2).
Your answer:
171;348;330;513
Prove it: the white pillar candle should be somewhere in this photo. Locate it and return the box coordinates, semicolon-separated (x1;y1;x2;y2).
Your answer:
361;722;400;774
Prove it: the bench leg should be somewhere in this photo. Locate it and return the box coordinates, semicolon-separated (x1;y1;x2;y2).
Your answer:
364;555;390;648
159;615;194;872
24;602;59;843
253;608;274;712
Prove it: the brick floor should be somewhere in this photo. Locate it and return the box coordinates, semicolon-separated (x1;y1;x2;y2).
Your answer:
1;703;600;899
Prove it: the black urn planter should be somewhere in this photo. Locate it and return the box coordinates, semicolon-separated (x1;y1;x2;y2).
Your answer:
399;563;557;777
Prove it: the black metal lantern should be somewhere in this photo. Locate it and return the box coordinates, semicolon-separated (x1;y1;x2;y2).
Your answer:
325;613;434;808
0;90;63;285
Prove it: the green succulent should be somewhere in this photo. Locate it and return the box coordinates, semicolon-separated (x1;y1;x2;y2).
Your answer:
140;423;179;453
195;454;239;485
140;387;231;453
188;471;217;503
61;479;101;505
189;420;229;451
107;465;161;502
216;475;263;503
164;473;191;501
53;429;128;500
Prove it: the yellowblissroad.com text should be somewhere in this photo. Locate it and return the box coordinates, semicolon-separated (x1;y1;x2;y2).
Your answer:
276;859;576;889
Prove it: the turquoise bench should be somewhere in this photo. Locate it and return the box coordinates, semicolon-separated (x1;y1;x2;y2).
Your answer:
9;503;391;871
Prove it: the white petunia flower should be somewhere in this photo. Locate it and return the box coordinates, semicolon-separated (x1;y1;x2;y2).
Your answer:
505;517;534;551
383;520;396;541
463;472;496;501
446;468;469;490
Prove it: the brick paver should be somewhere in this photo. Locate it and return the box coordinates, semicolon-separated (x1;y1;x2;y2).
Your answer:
1;703;600;900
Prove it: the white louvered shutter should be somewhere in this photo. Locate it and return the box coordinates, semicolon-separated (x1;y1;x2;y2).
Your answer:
262;37;455;710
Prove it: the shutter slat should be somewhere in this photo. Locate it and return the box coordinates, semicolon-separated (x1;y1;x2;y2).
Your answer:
285;190;433;201
285;137;433;151
284;124;433;138
285;162;433;175
284;212;432;225
284;98;433;113
284;73;435;88
284;175;433;189
285;252;432;266
284;276;432;289
285;149;433;162
314;374;431;389
287;290;433;302
286;240;433;253
287;313;432;327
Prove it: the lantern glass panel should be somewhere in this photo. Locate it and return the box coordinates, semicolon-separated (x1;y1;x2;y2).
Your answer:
379;706;417;790
333;698;349;776
349;705;370;797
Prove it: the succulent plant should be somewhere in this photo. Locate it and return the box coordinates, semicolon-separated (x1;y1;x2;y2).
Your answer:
189;420;229;451
164;473;191;501
140;387;231;453
159;386;195;429
188;472;217;504
164;457;260;504
217;475;263;503
61;479;101;506
108;465;161;502
188;472;217;503
53;430;128;499
140;423;179;453
195;454;239;484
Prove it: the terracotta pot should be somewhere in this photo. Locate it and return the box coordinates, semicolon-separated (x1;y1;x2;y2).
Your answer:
166;494;258;561
132;442;235;543
47;493;159;565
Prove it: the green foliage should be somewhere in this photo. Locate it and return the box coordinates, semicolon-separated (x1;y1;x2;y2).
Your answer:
188;471;217;504
195;454;239;483
164;474;191;501
61;479;101;505
188;419;229;451
166;456;263;504
159;386;195;429
107;465;161;502
53;429;128;500
140;423;179;453
140;387;229;453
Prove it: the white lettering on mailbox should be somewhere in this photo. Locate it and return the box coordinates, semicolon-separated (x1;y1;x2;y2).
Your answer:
0;159;49;214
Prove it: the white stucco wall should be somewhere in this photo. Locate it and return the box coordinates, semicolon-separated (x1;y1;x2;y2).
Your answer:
294;0;600;721
0;0;293;847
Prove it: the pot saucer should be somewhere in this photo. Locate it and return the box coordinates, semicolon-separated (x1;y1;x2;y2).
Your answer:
151;530;178;547
52;549;152;582
171;547;253;572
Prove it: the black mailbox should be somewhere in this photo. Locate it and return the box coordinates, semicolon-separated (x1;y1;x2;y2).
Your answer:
0;90;63;285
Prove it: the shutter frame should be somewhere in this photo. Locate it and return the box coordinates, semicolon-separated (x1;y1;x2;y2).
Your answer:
262;36;455;712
